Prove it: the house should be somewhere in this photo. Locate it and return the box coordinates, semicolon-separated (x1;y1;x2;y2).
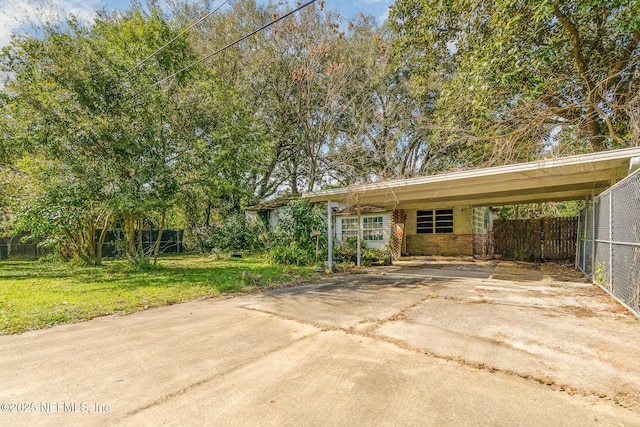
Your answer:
244;194;301;229
334;205;393;251
332;203;494;259
303;147;640;267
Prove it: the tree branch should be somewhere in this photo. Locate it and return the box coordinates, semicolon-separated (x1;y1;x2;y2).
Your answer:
552;2;589;78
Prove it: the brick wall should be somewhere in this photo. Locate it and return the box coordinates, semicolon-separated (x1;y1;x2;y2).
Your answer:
406;233;473;256
404;206;474;256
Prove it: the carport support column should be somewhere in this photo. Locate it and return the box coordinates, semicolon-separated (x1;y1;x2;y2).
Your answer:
327;200;333;272
357;204;362;267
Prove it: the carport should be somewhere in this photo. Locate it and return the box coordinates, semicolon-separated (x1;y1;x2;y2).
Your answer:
3;261;640;425
303;147;640;269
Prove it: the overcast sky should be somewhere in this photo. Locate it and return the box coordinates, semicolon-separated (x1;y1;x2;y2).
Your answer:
0;0;394;48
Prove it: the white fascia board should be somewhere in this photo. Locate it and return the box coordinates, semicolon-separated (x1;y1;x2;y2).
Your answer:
303;147;640;202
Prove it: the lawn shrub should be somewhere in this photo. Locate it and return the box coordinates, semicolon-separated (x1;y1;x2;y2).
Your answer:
334;237;391;266
268;199;326;266
268;243;311;266
195;213;264;253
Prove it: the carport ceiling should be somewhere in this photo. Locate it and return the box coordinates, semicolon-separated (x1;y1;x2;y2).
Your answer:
304;147;640;208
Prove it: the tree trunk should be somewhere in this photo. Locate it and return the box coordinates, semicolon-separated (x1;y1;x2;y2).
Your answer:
153;209;166;265
124;211;138;264
307;151;317;193
85;218;96;265
586;106;605;151
95;211;112;266
137;218;143;260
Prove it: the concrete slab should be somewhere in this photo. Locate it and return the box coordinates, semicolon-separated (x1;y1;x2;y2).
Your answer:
241;274;433;329
1;262;639;426
0;299;319;427
118;331;640;427
375;277;640;411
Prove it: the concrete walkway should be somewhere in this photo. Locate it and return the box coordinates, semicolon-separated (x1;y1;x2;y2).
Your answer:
1;262;639;426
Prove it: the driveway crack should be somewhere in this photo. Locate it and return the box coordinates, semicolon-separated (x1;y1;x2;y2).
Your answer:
350;291;441;335
240;306;341;332
339;327;639;411
117;330;321;423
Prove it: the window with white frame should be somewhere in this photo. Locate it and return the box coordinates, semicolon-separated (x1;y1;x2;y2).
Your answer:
362;216;384;241
417;209;454;234
341;218;358;241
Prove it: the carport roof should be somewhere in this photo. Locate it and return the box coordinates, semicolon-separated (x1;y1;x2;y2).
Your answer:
303;147;640;208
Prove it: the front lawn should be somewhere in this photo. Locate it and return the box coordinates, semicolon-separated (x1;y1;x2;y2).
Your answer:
0;255;319;334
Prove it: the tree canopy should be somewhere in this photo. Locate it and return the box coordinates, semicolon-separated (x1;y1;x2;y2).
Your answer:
0;0;638;263
1;6;265;264
389;0;640;165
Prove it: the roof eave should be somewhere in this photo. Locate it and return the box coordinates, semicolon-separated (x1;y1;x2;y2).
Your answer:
303;148;640;205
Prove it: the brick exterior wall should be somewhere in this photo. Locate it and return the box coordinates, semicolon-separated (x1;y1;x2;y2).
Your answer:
405;233;474;256
390;210;407;260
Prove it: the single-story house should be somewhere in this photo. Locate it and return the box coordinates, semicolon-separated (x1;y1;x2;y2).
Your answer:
333;203;495;258
334;205;393;251
303;147;640;268
244;194;301;229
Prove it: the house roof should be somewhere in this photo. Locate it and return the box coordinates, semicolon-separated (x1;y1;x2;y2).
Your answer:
244;194;300;211
303;147;640;209
335;205;388;216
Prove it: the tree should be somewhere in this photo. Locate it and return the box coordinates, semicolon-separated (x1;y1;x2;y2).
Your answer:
184;0;392;193
5;157;112;265
171;0;431;191
389;0;640;166
240;1;361;192
1;9;200;265
330;20;439;181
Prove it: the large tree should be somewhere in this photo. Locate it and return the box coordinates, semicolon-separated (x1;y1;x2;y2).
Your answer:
1;7;260;264
178;0;398;192
390;0;640;166
331;20;441;180
242;1;361;192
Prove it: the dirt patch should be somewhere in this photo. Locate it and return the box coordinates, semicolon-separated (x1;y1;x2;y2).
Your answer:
490;261;592;283
491;262;543;281
561;305;597;317
540;263;591;282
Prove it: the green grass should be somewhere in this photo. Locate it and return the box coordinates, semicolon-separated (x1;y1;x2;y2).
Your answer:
0;254;319;335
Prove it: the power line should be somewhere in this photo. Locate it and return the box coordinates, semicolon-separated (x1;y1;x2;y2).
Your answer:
126;0;230;75
137;0;317;94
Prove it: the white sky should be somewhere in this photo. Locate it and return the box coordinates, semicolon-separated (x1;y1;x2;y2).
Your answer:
0;0;393;49
0;0;106;47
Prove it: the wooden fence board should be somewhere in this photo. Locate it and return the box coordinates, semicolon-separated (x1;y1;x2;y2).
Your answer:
494;217;578;261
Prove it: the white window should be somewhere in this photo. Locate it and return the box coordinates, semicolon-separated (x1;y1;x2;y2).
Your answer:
362;216;384;241
341;218;358;240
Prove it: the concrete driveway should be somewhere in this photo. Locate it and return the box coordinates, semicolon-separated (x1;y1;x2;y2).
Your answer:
1;261;639;426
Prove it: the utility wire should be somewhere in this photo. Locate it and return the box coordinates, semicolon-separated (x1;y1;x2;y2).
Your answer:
138;0;317;94
126;0;230;75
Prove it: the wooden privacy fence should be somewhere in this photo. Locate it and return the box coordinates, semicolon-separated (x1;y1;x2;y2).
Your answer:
493;217;578;262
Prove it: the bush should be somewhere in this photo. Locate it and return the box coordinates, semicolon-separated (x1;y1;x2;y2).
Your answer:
334;238;359;264
361;247;392;266
195;213;264;253
267;199;326;266
268;243;311;266
333;238;391;266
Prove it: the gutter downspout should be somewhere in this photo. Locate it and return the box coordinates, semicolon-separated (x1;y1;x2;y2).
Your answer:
629;156;640;175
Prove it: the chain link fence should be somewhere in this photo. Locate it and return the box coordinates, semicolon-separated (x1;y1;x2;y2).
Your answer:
0;233;51;260
1;230;184;261
577;169;640;317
